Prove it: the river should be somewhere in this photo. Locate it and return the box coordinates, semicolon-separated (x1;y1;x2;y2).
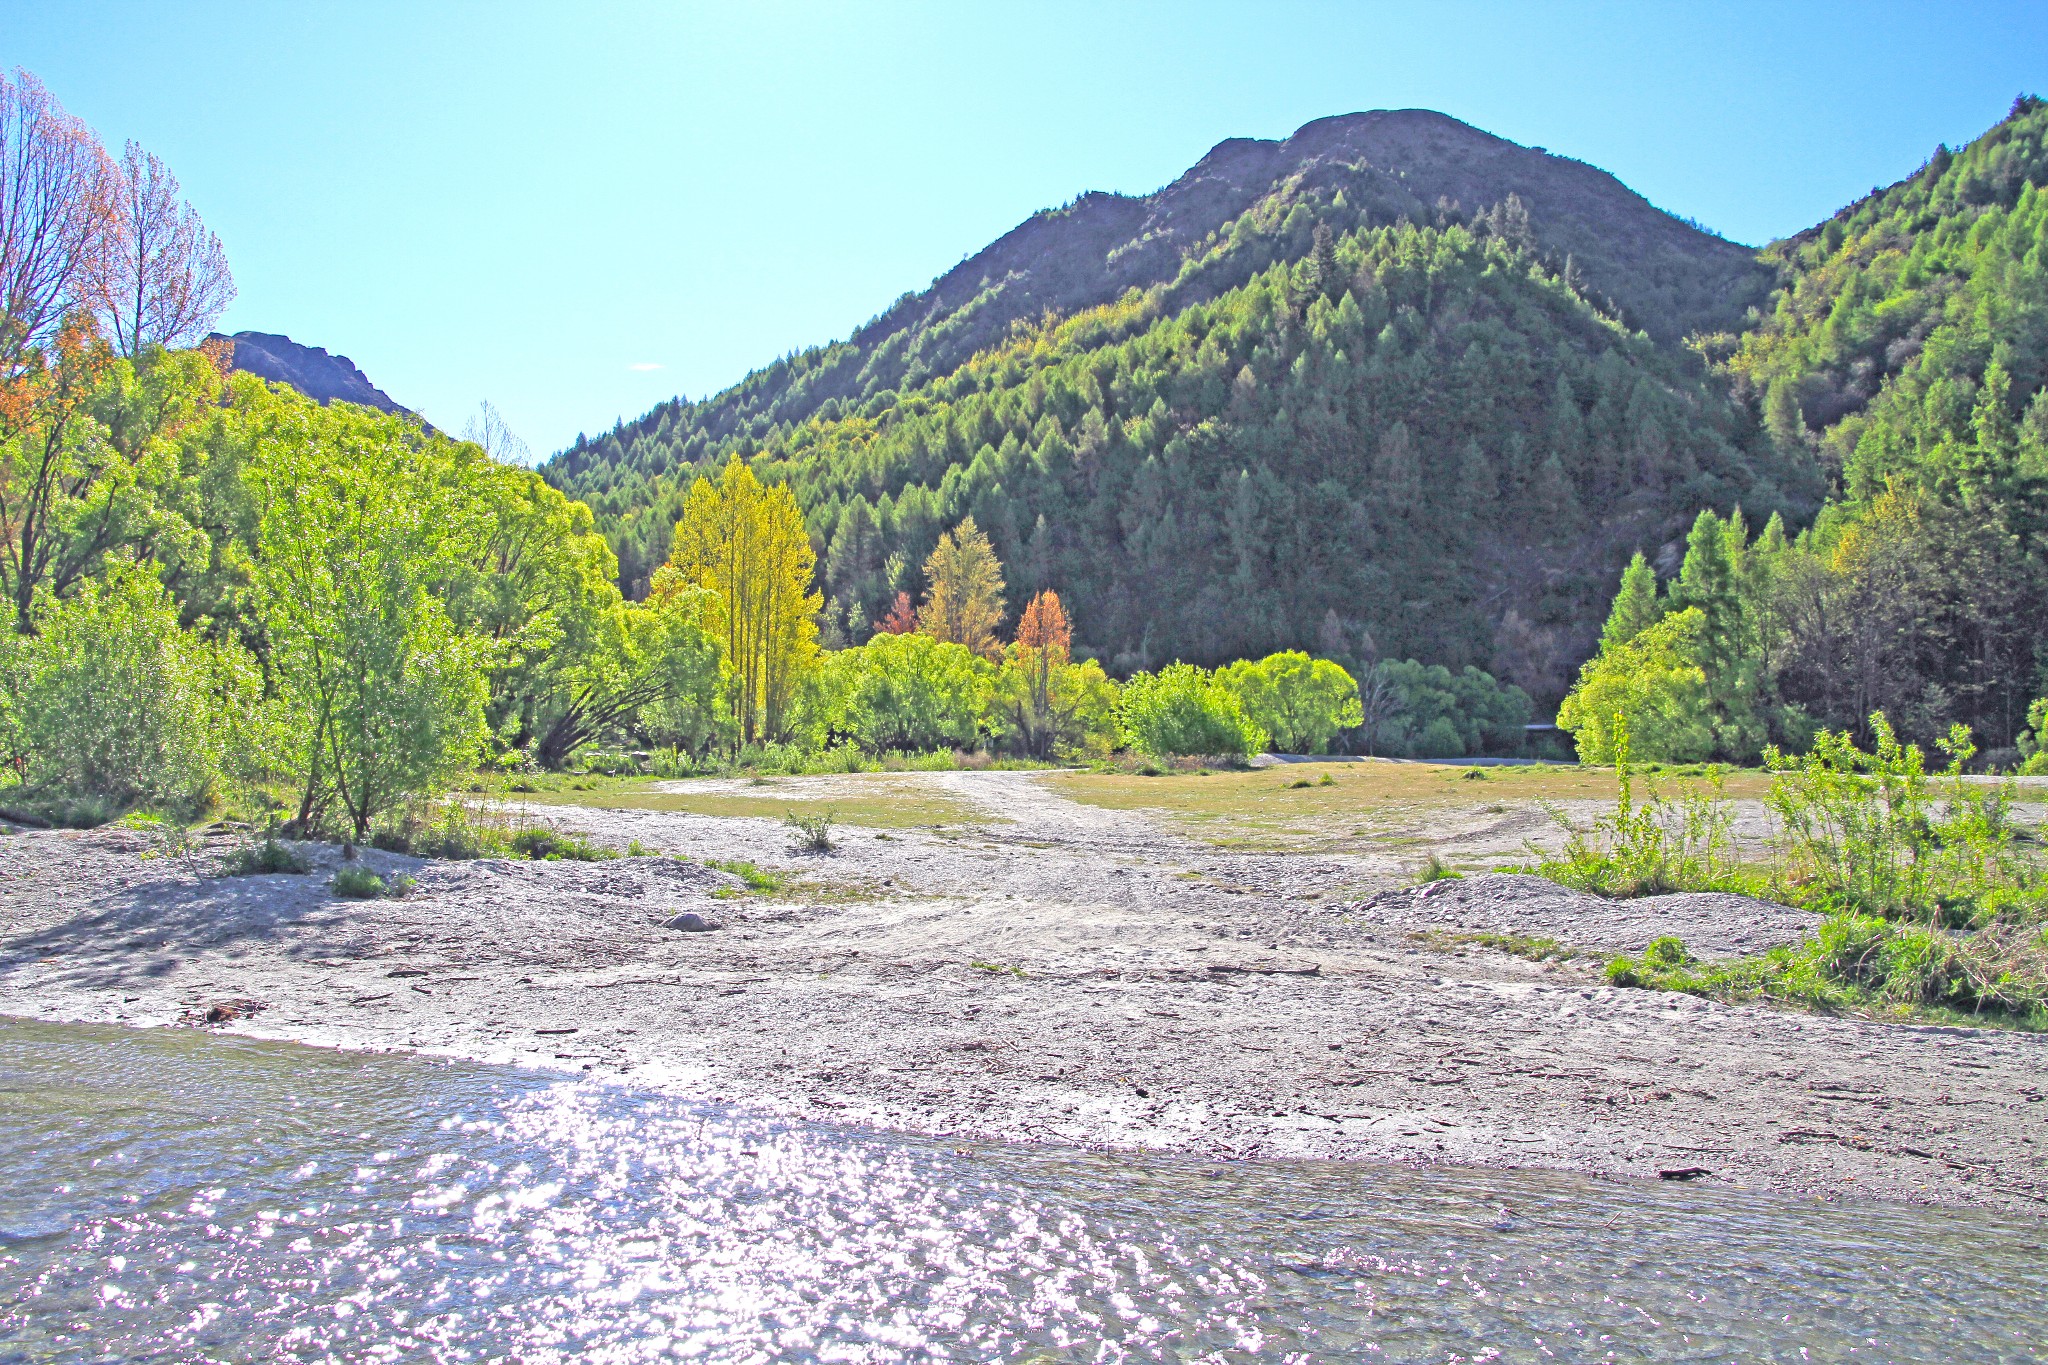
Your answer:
1;1017;2040;1362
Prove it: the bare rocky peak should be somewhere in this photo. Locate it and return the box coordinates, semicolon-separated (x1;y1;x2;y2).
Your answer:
207;330;410;416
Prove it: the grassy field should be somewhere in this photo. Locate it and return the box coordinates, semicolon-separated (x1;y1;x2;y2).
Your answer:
1047;760;1774;854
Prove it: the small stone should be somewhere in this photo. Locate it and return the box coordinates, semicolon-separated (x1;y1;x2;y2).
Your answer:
665;911;724;933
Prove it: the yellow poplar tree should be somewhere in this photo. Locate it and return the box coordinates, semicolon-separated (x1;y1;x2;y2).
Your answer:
917;515;1006;658
666;459;820;744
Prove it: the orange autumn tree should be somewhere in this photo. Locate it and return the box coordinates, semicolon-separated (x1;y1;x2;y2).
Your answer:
993;589;1116;758
1015;589;1071;722
916;515;1005;658
873;590;917;635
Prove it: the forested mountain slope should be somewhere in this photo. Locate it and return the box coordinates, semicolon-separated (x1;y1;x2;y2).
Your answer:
540;108;1865;701
1700;95;2048;746
549;110;1769;524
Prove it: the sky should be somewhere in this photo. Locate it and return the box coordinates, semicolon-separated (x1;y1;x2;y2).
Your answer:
8;1;2045;456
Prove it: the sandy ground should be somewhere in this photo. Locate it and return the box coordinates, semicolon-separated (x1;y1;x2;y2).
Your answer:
3;769;2043;1213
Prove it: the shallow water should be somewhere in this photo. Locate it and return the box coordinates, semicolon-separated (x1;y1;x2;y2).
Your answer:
0;1018;2041;1363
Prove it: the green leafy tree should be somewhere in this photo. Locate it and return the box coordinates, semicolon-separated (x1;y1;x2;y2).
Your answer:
667;459;820;745
1557;607;1715;764
250;405;492;837
633;578;728;757
1214;650;1362;754
1371;659;1532;757
1117;662;1266;759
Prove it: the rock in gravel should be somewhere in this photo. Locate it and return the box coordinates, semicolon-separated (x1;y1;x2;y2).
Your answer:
665;910;724;933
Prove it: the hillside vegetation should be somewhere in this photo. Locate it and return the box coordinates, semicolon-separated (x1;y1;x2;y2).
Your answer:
549;113;1813;696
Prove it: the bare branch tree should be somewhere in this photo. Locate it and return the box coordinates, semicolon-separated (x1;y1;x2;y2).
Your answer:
461;400;532;465
0;69;111;399
83;139;234;356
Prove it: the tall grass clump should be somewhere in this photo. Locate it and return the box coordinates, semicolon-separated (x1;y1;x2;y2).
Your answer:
368;796;618;862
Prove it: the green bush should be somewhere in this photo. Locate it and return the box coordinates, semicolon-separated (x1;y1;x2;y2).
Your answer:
2;569;254;815
508;827;615;861
810;632;990;753
1117;663;1267;759
1579;711;2048;1028
1764;714;2042;926
222;830;311;876
785;809;834;852
1527;722;1747;897
1604;913;2048;1027
2016;697;2048;775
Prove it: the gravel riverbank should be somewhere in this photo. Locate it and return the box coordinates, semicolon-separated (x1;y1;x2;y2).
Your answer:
3;770;2042;1212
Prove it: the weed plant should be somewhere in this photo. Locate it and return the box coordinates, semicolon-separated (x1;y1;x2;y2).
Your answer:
1526;723;1748;897
331;864;395;898
221;827;311;875
785;809;835;852
367;796;619;862
1416;853;1463;883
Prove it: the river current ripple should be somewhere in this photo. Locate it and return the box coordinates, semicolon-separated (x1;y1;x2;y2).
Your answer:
0;1018;2041;1362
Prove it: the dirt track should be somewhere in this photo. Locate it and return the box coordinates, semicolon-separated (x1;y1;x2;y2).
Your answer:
3;769;2043;1212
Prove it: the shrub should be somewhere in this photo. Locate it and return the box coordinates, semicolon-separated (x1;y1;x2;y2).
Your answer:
829;632;990;753
1764;714;2043;926
1117;663;1267;759
785;809;834;852
4;568;254;814
1604;913;2048;1027
371;797;510;859
1527;722;1746;897
509;827;615;861
1583;712;2048;1027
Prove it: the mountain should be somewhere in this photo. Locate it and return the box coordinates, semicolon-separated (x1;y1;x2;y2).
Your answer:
208;330;410;415
542;110;1825;699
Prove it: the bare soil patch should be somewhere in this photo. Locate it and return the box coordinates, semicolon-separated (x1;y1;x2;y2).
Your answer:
3;771;2042;1213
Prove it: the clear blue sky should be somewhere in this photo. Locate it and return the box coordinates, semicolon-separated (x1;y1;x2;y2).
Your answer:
9;1;2043;455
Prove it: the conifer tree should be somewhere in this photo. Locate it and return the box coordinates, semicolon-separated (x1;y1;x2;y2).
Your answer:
918;515;1006;658
1600;553;1664;651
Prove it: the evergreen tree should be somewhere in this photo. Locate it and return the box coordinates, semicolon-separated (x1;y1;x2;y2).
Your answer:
1600;553;1664;651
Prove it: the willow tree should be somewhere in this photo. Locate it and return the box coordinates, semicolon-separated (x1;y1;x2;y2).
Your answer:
667;459;819;744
